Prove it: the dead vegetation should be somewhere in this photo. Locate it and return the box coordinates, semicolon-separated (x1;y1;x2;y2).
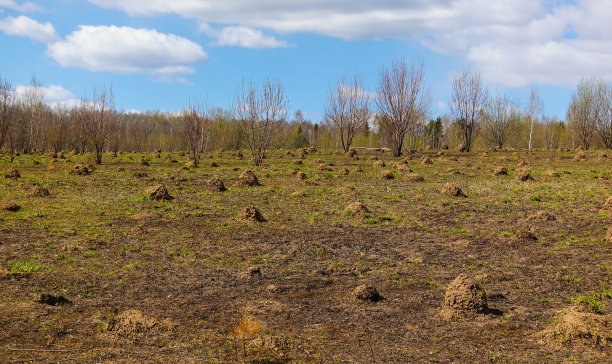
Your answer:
103;309;171;340
537;305;611;349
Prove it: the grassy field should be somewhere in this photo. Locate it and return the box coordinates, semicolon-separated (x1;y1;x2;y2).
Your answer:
0;148;610;363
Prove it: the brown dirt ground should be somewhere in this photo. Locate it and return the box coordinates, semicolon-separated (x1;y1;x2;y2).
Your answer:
0;148;610;363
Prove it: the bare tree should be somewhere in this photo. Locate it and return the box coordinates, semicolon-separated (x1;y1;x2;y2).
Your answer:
234;78;287;166
0;75;15;151
595;82;612;149
527;86;543;150
450;69;488;152
81;85;116;164
47;104;69;153
180;102;208;166
324;74;370;152
483;95;520;148
567;77;605;150
14;77;45;153
377;59;430;157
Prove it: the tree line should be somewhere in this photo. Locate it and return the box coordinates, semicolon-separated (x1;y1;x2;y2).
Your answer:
1;61;611;165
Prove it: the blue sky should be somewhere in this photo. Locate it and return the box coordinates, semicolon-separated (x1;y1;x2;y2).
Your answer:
1;0;610;121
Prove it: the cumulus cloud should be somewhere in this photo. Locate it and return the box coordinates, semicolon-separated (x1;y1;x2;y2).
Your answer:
203;25;288;48
0;15;58;43
46;25;207;80
0;0;41;12
86;0;612;87
15;84;79;108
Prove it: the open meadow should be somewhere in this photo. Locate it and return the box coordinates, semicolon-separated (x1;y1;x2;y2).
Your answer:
1;148;611;363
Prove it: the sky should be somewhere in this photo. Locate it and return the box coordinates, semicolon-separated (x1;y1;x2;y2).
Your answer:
1;0;611;122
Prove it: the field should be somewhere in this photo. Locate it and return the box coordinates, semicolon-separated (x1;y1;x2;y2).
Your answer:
0;148;610;363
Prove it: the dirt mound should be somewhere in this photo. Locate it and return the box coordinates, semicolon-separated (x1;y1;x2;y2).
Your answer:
292;159;303;165
295;171;307;180
346;149;357;157
38;294;70;306
517;160;528;168
515;169;534;182
573;151;586;160
183;160;197;169
318;163;333;171
441;183;466;197
29;185;50;197
607;226;612;242
138;158;150;166
381;170;394;179
339;167;349;175
4;168;20;178
393;162;412;172
493;166;508;176
291;191;305;197
603;196;612;210
512;231;538;243
405;173;425;182
1;201;21;212
421;156;433;165
236;170;260;187
442;274;487;316
241;205;265;222
207;176;226;192
145;185;173;201
537;305;611;349
546;170;560;177
526;211;556;222
373;160;385;167
352;284;381;302
456;143;467;152
240;266;262;279
104;309;169;339
344;202;369;216
72;164;91;175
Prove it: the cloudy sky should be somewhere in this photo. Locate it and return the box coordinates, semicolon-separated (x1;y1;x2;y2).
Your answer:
1;0;610;120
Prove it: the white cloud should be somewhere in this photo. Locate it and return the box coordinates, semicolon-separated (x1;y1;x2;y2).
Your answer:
15;84;79;108
0;15;58;43
86;0;612;88
46;25;207;81
0;0;41;12
204;25;288;48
